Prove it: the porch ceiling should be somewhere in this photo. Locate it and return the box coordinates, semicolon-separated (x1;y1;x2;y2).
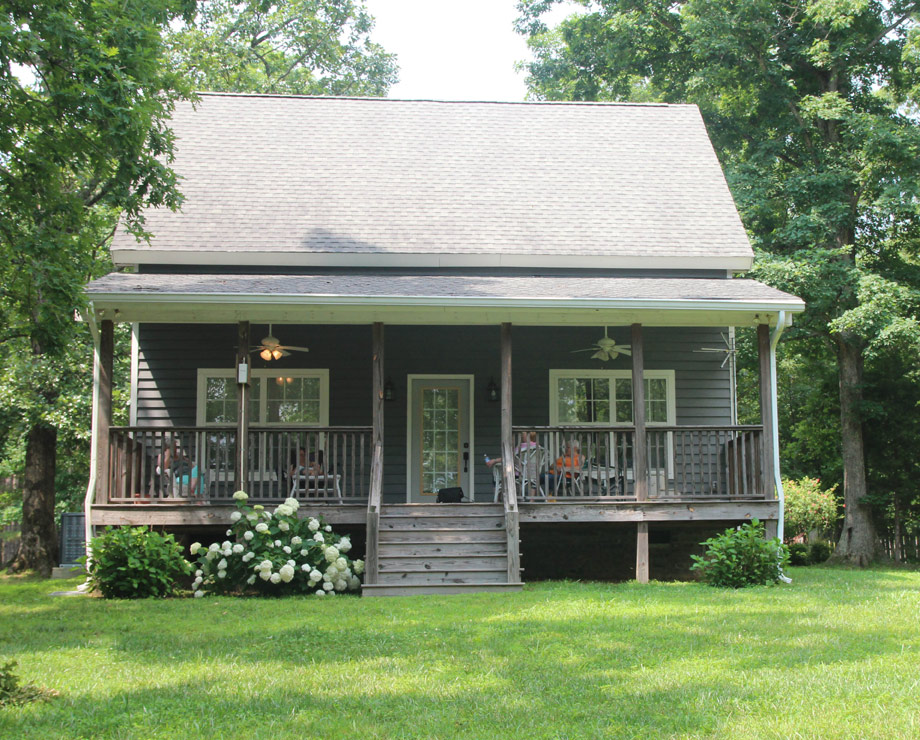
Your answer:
86;272;804;327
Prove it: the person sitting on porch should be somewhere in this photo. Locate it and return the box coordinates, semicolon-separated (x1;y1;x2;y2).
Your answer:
289;447;328;497
484;432;537;474
540;441;584;495
161;443;203;497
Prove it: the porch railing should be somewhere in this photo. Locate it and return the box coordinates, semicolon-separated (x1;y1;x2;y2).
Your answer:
511;425;766;501
106;426;372;504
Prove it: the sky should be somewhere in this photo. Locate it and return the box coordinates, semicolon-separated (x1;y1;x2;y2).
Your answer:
365;0;574;102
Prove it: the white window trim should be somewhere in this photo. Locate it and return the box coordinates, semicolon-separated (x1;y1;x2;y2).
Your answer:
548;369;676;427
196;368;330;426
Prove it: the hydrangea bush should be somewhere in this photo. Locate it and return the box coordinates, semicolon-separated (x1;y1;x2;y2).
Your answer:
189;492;364;597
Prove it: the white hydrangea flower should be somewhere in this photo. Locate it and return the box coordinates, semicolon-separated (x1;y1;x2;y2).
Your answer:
284;496;299;508
230;511;242;523
282;545;291;554
286;559;295;567
353;559;364;574
247;575;256;585
232;490;248;501
259;570;271;581
259;560;272;571
246;513;258;522
316;589;325;596
348;575;360;590
308;579;318;588
217;558;228;570
278;521;290;532
218;570;227;579
205;549;217;561
194;590;204;598
222;548;232;557
209;543;220;552
291;535;302;546
266;541;274;548
324;546;339;563
335;557;347;570
301;563;311;572
323;581;334;591
334;579;346;591
325;565;338;579
244;531;254;541
255;522;268;533
253;504;264;511
338;537;351;553
300;549;309;556
313;532;324;543
310;569;322;581
195;569;202;577
243;552;254;562
232;543;244;554
279;564;295;583
308;518;320;532
324;525;332;532
190;542;202;555
193;576;202;586
262;511;272;520
221;541;231;550
270;572;281;584
276;504;294;517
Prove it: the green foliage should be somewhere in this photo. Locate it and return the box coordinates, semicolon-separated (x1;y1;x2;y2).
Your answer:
784;477;840;540
808;540;833;564
190;492;363;596
788;542;810;566
0;659;55;707
85;527;191;599
167;0;398;96
691;520;789;587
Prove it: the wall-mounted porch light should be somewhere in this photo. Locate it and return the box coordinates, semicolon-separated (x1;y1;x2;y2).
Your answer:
487;377;499;402
384;377;395;402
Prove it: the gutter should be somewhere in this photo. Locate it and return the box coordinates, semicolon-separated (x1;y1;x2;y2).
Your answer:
770;311;791;582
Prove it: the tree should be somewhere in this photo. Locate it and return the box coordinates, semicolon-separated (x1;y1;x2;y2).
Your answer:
167;0;398;96
0;0;196;575
517;0;920;564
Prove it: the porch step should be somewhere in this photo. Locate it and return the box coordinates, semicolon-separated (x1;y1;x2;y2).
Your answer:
362;582;524;597
365;502;520;595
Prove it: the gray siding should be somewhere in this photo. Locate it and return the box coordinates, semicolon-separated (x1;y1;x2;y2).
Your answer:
136;323;733;501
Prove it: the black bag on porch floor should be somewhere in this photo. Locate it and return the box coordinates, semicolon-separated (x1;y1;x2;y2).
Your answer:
436;487;465;503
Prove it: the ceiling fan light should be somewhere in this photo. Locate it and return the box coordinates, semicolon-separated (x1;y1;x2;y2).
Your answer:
260;348;272;361
272;349;283;360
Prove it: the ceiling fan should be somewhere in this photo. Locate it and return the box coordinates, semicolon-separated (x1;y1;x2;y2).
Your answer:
694;332;736;368
250;325;309;361
572;327;632;361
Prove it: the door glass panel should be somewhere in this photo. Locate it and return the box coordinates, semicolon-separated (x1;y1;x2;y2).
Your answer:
420;387;461;496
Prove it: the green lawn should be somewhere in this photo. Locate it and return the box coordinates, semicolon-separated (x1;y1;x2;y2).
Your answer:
1;568;919;739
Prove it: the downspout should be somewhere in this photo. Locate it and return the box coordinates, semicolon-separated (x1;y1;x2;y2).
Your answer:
78;303;101;589
770;311;792;584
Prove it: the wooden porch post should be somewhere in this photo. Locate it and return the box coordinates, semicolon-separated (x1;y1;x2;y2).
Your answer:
758;323;776;501
365;322;385;585
235;321;250;491
94;319;114;505
501;322;521;583
631;323;649;583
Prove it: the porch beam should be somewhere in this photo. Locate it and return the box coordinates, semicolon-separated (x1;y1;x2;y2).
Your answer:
94;319;114;505
631;323;649;583
235;321;250;491
757;324;776;501
366;321;385;585
501;322;521;583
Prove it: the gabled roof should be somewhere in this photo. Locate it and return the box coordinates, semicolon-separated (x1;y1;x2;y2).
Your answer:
111;94;755;271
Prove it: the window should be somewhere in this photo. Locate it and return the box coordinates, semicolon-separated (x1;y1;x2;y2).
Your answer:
197;369;329;426
550;370;675;426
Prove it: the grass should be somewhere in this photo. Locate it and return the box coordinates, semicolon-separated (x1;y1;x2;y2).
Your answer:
1;568;919;739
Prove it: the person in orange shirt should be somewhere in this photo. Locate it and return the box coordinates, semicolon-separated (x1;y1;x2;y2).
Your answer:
541;441;583;495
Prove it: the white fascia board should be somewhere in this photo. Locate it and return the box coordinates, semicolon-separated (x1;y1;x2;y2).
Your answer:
110;249;755;272
93;293;805;323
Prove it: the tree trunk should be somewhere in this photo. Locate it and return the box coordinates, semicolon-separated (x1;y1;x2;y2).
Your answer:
8;424;59;577
830;337;877;565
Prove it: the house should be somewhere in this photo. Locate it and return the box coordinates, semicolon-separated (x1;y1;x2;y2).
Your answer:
84;93;804;595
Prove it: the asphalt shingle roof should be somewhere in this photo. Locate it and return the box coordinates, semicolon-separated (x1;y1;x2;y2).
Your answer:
111;94;754;266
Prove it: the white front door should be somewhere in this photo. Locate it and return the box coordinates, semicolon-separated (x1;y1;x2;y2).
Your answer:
407;376;473;503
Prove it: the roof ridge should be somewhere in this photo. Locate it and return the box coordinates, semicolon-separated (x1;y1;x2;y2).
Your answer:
192;91;690;108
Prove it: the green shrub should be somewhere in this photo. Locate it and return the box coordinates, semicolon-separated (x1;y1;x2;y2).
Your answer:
784;477;839;540
690;520;789;588
808;540;833;564
788;542;810;566
85;527;190;598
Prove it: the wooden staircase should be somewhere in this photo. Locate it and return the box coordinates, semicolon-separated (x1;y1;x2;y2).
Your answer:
361;503;523;596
